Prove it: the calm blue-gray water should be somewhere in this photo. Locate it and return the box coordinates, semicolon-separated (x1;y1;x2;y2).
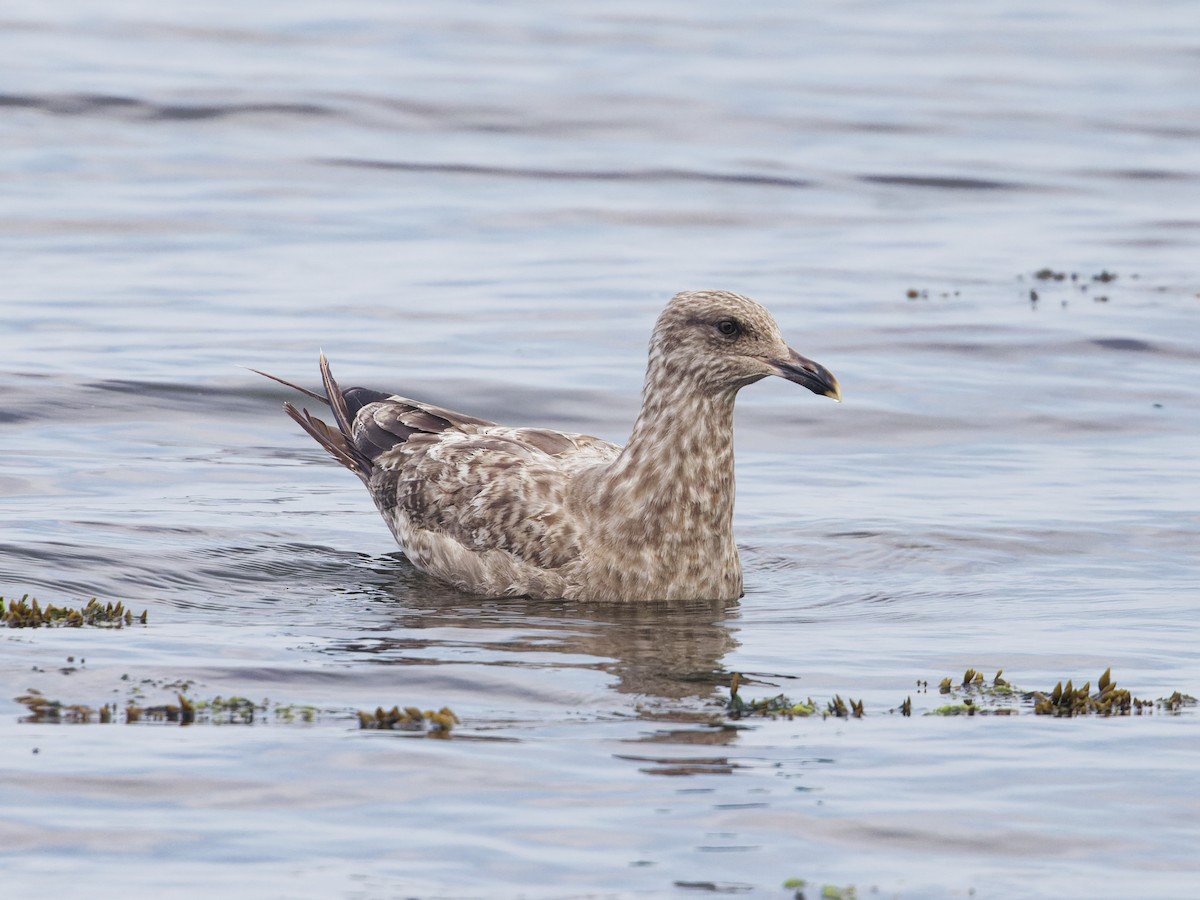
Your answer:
2;2;1198;898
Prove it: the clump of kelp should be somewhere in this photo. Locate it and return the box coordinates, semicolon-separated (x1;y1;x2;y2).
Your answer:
928;668;1019;717
724;668;1194;720
781;879;860;900
357;705;460;735
726;672;863;720
15;689;319;726
2;594;147;628
14;687;461;734
932;668;1195;717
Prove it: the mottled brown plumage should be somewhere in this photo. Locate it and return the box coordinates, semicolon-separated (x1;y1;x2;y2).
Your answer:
262;290;840;602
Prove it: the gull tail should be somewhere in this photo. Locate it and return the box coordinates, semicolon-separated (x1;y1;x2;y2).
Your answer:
250;355;374;482
244;366;328;404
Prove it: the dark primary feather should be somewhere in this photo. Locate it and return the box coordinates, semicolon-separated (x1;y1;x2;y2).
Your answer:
290;360;601;571
343;386;392;416
272;356;505;483
282;401;366;477
350;395;498;463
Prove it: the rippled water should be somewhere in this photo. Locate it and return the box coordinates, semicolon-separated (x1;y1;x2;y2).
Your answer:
3;2;1199;897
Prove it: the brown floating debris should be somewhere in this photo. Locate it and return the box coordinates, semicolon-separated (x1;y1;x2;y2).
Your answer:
16;691;324;727
725;674;854;721
357;705;461;735
931;667;1195;717
14;689;95;724
725;668;1193;722
1034;267;1068;281
1;595;148;629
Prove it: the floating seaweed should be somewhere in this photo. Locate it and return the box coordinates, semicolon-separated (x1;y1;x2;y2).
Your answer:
674;880;753;893
183;695;264;725
825;695;864;719
14;676;460;730
726;674;855;720
727;691;819;720
274;704;318;724
619;753;739;777
16;690;328;727
782;879;859;900
1;594;147;628
357;705;461;735
1021;266;1151;310
14;689;97;724
1034;267;1069;281
724;668;1192;722
903;287;959;300
120;693;195;724
930;668;1194;717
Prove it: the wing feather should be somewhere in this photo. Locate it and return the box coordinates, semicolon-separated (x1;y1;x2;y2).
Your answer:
259;355;621;581
373;426;619;571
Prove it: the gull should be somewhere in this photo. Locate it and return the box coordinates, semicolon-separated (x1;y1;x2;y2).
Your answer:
258;290;840;602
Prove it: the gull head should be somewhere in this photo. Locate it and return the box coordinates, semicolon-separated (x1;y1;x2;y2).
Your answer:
650;290;841;401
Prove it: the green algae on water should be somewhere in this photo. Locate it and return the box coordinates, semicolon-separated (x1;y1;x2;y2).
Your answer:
357;705;461;735
724;668;1193;722
726;673;858;720
930;668;1195;717
14;689;99;724
2;594;147;628
15;690;327;727
824;694;864;719
781;880;860;900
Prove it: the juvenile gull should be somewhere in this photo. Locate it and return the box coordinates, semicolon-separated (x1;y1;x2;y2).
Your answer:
261;290;840;602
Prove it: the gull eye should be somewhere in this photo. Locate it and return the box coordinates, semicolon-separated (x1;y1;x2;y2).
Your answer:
716;319;740;337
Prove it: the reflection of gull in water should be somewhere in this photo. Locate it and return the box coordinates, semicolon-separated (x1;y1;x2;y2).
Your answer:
258;290;840;602
341;571;744;704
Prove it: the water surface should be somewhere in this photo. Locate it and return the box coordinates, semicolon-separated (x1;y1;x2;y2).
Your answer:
2;2;1198;897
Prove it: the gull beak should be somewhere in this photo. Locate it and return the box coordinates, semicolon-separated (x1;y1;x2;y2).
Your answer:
770;348;842;402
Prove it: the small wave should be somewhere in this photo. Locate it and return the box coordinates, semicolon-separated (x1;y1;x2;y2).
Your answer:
0;92;334;121
1084;168;1197;182
320;157;812;189
859;173;1027;191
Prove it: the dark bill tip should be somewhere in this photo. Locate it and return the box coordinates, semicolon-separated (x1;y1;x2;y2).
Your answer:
770;349;842;402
